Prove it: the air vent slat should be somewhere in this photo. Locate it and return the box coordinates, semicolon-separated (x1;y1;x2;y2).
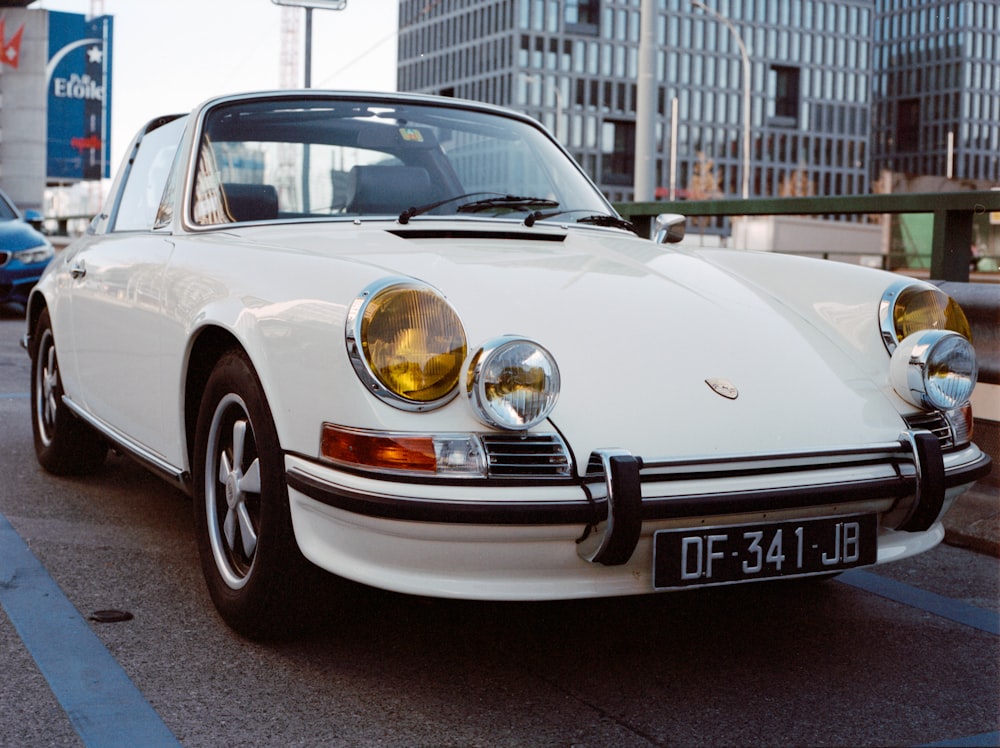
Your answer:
903;412;955;450
480;434;572;478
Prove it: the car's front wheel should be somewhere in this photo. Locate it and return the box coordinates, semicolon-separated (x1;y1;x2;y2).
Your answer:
192;350;316;639
30;308;107;475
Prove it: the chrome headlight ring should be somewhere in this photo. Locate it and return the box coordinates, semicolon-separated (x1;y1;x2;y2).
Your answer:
466;336;561;431
889;329;977;411
346;277;468;412
879;279;971;354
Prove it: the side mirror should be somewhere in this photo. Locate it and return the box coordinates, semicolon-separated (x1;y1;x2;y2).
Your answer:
653;213;686;244
23;209;46;233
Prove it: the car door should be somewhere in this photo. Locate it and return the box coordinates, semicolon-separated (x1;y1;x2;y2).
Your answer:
68;117;186;464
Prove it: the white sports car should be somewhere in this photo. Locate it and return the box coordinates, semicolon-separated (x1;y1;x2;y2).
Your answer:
24;91;991;638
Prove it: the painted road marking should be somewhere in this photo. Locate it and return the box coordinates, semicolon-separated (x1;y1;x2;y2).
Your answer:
841;569;999;747
0;512;179;748
840;569;1000;636
0;508;995;746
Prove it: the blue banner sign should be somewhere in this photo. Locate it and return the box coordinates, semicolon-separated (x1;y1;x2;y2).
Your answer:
46;11;113;181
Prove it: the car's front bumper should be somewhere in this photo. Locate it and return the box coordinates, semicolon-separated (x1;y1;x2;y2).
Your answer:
0;265;47;305
284;437;991;600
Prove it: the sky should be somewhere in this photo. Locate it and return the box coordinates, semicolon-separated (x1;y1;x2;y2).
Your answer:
27;0;399;171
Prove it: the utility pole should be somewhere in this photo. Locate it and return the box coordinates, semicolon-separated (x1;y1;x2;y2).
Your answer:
691;0;751;200
271;0;347;88
633;0;657;203
279;6;301;89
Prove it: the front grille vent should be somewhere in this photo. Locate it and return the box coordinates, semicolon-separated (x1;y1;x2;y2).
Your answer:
903;411;954;450
480;433;572;478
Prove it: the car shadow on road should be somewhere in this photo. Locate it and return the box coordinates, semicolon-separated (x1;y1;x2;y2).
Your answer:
284;555;854;669
0;303;26;320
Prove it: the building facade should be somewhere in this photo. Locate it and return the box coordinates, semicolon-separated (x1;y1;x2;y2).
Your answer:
397;0;997;202
871;0;1000;184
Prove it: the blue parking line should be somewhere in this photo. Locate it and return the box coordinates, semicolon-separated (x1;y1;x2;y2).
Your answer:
923;731;1000;747
839;569;1000;636
841;570;999;748
0;512;179;747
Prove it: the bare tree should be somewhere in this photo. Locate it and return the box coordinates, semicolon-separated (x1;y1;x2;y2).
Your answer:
688;150;723;201
778;164;815;197
687;151;722;243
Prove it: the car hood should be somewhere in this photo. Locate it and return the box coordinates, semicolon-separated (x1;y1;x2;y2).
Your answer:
0;220;48;253
231;221;905;461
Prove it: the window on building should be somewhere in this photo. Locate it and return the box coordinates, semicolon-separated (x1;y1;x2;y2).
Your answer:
768;65;800;126
601;120;635;186
896;98;920;152
565;0;599;35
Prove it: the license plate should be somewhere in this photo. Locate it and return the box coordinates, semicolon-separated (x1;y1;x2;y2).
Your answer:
653;513;877;590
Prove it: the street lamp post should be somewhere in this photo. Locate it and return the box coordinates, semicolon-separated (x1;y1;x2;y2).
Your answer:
633;0;657;203
691;0;751;200
271;0;348;87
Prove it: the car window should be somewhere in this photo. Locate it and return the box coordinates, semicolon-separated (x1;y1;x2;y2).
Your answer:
192;138;401;225
191;97;609;226
0;192;18;222
112;116;187;232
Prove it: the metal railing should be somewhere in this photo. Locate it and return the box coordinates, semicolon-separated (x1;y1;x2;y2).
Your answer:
614;190;1000;283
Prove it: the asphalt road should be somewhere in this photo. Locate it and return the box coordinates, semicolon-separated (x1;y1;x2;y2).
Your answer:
1;308;998;747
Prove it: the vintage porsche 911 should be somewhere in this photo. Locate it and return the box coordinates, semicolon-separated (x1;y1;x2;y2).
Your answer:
24;91;990;638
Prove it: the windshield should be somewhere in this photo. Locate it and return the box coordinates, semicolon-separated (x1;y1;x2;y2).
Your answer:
191;96;611;226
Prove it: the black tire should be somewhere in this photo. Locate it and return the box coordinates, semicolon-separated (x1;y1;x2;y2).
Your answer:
192;349;316;639
30;308;107;475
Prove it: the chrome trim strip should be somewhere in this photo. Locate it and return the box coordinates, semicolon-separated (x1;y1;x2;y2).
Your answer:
286;440;991;528
637;441;910;474
286;467;595;525
61;396;188;488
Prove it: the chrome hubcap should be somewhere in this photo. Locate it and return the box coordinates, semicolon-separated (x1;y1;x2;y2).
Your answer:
36;332;59;446
206;395;262;589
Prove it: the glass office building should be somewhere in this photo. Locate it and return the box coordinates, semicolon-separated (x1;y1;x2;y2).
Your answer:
397;0;998;201
871;0;1000;184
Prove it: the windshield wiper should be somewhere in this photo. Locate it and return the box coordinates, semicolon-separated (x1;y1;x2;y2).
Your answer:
576;214;638;233
398;193;559;224
456;195;559;213
398;192;495;224
524;209;638;235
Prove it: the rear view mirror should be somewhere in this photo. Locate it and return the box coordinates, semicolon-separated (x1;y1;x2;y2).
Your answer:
654;213;686;244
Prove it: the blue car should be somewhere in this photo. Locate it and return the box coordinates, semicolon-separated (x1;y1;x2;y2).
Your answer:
0;188;54;309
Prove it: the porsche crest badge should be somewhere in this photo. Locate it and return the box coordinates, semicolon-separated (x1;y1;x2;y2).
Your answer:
705;377;739;400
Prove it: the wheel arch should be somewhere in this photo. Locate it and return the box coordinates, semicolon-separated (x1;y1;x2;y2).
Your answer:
23;291;49;356
183;325;247;480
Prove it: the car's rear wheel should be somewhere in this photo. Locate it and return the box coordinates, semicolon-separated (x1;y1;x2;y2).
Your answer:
30;308;107;475
192;350;316;639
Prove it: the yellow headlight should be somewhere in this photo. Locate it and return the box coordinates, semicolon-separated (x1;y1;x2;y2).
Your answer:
880;281;971;353
348;280;467;409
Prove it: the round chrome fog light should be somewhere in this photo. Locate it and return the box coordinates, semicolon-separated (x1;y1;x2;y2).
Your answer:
467;336;560;430
890;330;977;411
